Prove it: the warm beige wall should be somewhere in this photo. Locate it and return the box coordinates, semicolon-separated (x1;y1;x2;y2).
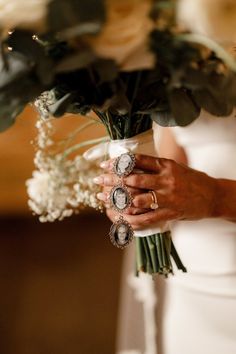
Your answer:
0;106;106;214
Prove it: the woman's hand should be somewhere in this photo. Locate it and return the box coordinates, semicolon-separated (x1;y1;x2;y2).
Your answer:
94;154;218;230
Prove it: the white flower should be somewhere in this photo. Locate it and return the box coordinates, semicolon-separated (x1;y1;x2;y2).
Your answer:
87;0;155;70
0;0;50;31
27;116;104;222
26;168;71;222
177;0;236;43
27;170;52;207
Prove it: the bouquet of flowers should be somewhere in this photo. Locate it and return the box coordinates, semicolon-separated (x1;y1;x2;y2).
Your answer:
1;0;236;277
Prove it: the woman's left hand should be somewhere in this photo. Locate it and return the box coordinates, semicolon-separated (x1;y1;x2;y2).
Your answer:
94;154;217;230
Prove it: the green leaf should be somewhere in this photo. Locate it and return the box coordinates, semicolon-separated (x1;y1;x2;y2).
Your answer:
55;50;96;73
7;30;55;85
92;59;118;84
168;88;200;126
47;0;105;38
0;98;25;132
193;90;234;117
0;52;31;90
151;110;174;127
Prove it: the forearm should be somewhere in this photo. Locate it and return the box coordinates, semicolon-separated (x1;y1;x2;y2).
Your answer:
213;178;236;222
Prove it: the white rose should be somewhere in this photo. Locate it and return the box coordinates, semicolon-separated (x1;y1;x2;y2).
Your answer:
177;0;236;43
87;0;155;70
0;0;50;31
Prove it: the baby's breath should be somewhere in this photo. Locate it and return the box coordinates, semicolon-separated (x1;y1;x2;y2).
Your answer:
26;113;103;222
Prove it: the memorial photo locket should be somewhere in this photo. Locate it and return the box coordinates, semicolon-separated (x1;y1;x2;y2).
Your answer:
109;216;134;249
113;152;136;177
109;153;135;249
110;184;133;213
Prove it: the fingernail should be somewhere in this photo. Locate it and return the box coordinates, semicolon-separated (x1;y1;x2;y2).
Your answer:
100;160;110;169
97;192;108;201
93;176;103;184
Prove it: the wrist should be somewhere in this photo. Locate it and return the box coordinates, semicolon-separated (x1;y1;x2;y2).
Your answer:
211;178;236;220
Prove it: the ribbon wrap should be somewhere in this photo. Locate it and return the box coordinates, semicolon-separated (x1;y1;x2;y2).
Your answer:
84;129;169;237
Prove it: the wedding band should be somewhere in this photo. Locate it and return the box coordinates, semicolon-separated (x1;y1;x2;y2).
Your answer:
148;190;159;210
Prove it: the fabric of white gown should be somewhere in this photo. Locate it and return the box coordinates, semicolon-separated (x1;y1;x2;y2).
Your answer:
116;109;236;354
162;109;236;354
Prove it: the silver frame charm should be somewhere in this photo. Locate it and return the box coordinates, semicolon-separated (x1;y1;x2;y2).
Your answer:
110;184;133;212
109;217;134;249
108;152;136;249
113;152;135;177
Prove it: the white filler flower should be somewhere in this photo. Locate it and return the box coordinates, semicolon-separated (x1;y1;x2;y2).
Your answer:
177;0;236;43
0;0;51;31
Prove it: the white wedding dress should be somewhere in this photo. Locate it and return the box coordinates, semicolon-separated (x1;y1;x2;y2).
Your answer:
116;109;236;354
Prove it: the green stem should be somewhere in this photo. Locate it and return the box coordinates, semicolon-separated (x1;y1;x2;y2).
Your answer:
93;110;114;139
171;240;187;272
62;136;109;159
155;234;164;270
58;120;98;148
163;232;173;272
142;238;154;274
147;236;159;273
135;238;146;273
178;33;236;71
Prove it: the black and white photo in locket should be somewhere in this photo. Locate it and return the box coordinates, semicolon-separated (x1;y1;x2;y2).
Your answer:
115;153;135;177
112;187;129;211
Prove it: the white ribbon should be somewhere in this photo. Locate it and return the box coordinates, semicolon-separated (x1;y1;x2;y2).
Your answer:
84;129;170;237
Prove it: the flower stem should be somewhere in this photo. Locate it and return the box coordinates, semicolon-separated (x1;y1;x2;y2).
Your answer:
58;120;98;147
62;136;109;159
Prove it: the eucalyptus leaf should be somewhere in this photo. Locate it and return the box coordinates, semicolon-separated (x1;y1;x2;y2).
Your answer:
7;30;42;59
55;50;96;73
7;30;55;85
134;81;168;113
91;59;118;84
0;101;25;132
47;0;105;38
0;52;32;90
168;88;200;126
150;30;200;70
108;93;131;115
193;90;234;117
152;110;176;127
0;68;49;131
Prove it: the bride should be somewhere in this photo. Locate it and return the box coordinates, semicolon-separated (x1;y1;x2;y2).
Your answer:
95;108;236;354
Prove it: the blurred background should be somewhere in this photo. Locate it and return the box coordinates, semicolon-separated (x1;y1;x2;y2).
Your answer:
0;107;123;354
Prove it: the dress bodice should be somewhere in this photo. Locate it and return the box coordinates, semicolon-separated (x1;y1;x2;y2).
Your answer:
170;109;236;275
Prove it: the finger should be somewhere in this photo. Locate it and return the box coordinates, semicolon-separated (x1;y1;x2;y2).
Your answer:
99;155;172;176
94;173;155;192
133;154;163;173
106;208;117;223
100;159;115;171
123;207;150;215
124;173;163;190
132;191;166;209
122;208;180;230
93;174;119;186
97;192;110;202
